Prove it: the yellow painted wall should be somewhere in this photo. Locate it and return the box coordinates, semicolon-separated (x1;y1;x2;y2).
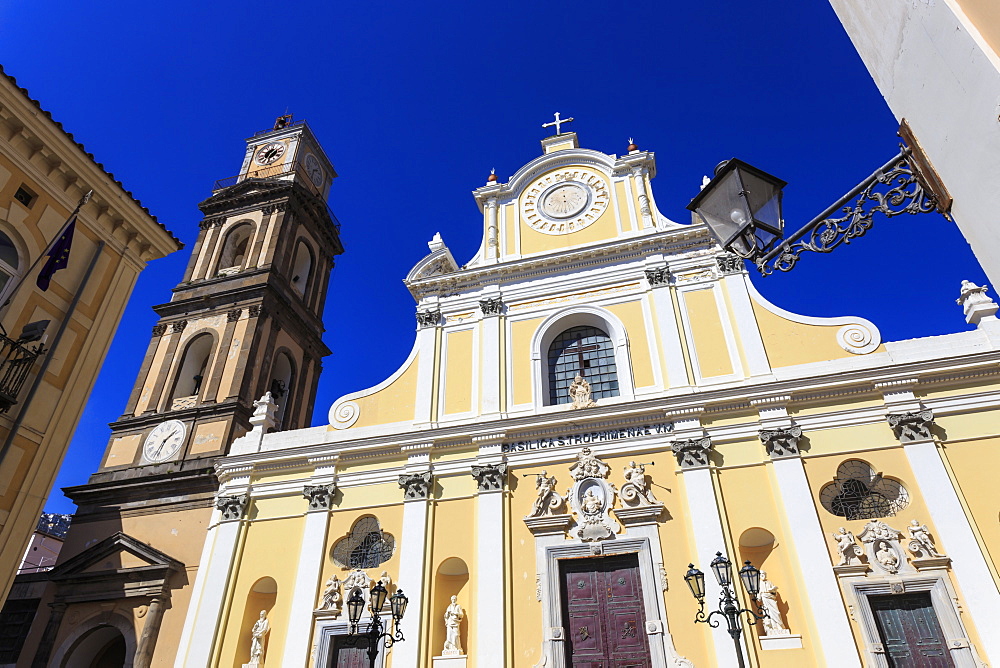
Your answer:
516;169;619;256
750;300;885;367
606;300;657;388
444;329;474;415
510;318;542;406
347;354;419;429
683;287;734;378
428;497;477;663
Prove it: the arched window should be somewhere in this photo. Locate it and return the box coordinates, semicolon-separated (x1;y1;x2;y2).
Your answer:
268;352;294;429
216;223;254;275
0;229;22;303
331;516;395;569
547;325;619;405
290;240;313;297
819;460;909;520
169;334;214;409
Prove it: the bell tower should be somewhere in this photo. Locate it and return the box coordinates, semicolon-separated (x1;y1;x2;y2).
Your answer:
93;116;342;474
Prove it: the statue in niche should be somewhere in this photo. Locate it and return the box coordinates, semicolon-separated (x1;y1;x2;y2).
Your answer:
757;573;789;636
621;461;657;506
832;527;863;566
570;447;610;481
875;540;900;573
248;610;270;666
319;575;343;615
569;374;597;409
581;488;603;515
442;595;465;656
907;520;944;557
528;471;564;517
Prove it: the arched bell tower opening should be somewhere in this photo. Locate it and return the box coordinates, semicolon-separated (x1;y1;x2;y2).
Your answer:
215;222;254;275
168;332;215;409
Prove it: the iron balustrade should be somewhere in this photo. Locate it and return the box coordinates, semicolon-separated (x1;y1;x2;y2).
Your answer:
0;332;45;413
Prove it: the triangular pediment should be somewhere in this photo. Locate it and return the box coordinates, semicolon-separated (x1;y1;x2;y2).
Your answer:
50;531;183;580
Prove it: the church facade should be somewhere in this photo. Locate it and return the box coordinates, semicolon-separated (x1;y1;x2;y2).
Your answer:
13;123;1000;667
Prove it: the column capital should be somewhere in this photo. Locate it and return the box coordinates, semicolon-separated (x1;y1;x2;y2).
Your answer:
644;267;671;287
671;436;713;469
216;493;248;520
303;483;336;510
471;463;507;492
716;254;743;275
887;410;935;442
416;309;441;328
759;426;803;458
398;472;433;500
479;297;505;316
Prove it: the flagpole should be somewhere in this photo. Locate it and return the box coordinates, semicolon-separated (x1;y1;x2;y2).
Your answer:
0;189;93;315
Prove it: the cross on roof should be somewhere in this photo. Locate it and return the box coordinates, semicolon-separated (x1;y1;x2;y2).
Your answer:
542;112;575;135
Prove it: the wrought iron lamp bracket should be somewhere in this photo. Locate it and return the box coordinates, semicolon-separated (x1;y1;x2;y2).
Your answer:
755;146;945;276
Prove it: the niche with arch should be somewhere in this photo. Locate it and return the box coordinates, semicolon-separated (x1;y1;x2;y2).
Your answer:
169;333;215;409
215;222;254;276
268;351;295;430
738;528;791;637
431;557;469;657
49;612;137;668
290;239;314;298
234;577;277;667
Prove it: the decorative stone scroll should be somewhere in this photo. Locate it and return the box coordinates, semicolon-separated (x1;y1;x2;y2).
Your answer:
471;463;507;492
906;519;945;559
303;483;336;510
216;494;248;521
620;462;657;507
831;527;864;567
887;410;934;442
317;575;343;616
479;297;505;315
759;426;802;458
525;471;565;518
671;437;713;468
416;309;441;328
644;267;671;286
716;254;743;274
567;448;620;542
398;472;433;500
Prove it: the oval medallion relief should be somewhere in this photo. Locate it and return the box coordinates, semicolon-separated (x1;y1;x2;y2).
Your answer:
522;168;610;235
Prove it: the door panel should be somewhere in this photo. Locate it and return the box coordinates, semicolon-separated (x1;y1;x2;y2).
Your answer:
870;593;953;668
329;635;371;668
561;554;651;667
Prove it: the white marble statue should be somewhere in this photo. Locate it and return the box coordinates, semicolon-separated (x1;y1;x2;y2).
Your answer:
443;595;465;656
875;540;900;573
581;488;603;515
379;570;393;592
528;471;562;517
319;575;342;614
248;610;270;666
621;461;656;506
757;572;789;636
569;447;610;481
569;374;597;409
832;527;863;566
908;519;943;557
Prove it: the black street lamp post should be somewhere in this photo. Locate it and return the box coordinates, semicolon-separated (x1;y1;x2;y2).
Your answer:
687;126;952;276
343;581;408;668
684;552;766;668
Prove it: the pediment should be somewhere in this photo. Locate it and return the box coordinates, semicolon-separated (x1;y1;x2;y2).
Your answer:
50;531;183;580
405;233;459;284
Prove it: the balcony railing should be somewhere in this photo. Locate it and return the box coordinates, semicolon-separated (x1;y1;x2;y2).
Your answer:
0;331;45;413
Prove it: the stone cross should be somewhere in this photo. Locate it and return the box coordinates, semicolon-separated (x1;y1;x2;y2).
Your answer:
542;112;574;135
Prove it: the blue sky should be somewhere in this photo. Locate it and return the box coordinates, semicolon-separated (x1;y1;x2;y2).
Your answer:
0;1;986;514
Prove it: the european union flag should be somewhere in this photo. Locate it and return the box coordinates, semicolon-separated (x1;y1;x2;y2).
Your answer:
36;216;76;291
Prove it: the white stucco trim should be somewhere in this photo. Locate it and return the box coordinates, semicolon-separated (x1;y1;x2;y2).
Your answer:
769;456;862;667
475;487;506;667
393;495;431;667
902;438;1000;665
281;507;330;666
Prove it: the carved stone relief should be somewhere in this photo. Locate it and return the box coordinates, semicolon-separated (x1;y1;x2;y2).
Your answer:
216;494;248;521
858;520;911;575
759;426;802;458
525;471;565;518
644;267;671;286
906;519;945;559
471;463;507;492
398;472;433;500
566;449;619;542
415;309;441;328
303;483;336;510
831;527;864;566
479;297;504;316
887;410;934;442
316;575;342;616
671;437;713;468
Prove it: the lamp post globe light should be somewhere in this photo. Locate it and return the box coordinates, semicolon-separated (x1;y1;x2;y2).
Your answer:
343;581;408;668
688;126;951;276
684;552;766;668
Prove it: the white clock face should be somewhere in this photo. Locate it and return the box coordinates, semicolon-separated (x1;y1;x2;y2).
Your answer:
304;153;324;187
254;142;286;165
142;419;186;463
522;169;610;235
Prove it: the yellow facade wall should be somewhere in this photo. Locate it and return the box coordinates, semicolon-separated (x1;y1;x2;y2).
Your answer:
683;287;734;378
510;318;542;406
349;354;420;429
444;328;474;415
750;299;885;367
606;300;657;388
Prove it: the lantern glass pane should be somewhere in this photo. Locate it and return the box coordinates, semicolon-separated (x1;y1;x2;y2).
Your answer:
739;168;784;236
692;168;753;249
393;589;409;619
739;561;761;597
347;590;365;625
371;582;387;612
684;565;705;600
711;553;733;587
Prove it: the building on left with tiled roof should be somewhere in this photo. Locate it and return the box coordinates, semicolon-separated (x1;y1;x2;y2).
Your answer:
0;65;182;606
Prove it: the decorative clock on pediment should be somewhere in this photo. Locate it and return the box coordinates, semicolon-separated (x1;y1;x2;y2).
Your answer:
254;141;286;165
522;168;610;235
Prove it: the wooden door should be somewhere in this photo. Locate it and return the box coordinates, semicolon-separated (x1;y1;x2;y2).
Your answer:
328;635;371;668
869;593;954;668
560;554;651;667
